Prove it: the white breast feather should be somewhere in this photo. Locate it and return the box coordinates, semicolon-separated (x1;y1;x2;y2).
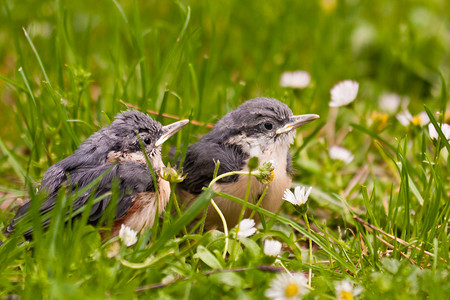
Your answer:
207;135;293;228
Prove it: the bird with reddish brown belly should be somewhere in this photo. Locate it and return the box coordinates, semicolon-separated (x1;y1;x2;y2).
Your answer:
3;110;188;240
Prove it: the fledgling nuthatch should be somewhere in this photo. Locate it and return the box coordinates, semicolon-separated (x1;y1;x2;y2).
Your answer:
4;110;188;239
178;97;319;229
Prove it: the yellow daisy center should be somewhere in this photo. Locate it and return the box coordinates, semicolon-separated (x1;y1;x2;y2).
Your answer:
269;170;275;181
284;283;299;297
340;290;354;300
412;116;422;126
370;111;388;131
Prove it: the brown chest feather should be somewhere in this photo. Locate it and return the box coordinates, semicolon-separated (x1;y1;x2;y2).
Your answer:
111;178;170;235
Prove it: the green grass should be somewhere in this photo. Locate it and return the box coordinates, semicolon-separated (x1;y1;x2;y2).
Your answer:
1;0;449;299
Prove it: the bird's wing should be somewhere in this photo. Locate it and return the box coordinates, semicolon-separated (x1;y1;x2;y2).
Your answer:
39;152;92;192
7;161;155;236
179;142;248;195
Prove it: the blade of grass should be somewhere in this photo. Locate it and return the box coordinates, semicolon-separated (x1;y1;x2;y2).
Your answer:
0;137;26;182
424;105;450;153
351;123;396;152
0;74;27;93
144;5;191;108
22;27;51;88
148;187;215;255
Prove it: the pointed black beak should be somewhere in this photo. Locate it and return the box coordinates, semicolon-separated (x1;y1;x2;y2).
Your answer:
155;119;189;147
276;114;320;135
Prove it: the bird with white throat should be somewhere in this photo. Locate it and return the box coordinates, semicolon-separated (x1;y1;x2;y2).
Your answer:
178;97;319;229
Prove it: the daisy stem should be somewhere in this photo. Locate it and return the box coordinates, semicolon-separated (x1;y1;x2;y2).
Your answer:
170;183;193;255
237;170;252;225
208;170;250;187
303;213;313;287
210;199;229;259
276;259;292;276
171;183;184;221
327;106;338;145
248;186;268;219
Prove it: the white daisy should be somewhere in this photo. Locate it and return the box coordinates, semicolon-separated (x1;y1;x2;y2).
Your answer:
119;224;138;247
396;110;413;126
329;146;354;164
335;280;363;300
428;123;450;140
329;80;359;107
283;186;312;206
265;273;309;300
378;93;401;113
236;218;257;238
416;111;430;125
264;239;282;257
280;71;311;89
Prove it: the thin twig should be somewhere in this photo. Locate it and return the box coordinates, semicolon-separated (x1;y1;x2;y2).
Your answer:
42;142;54;165
374;235;418;266
353;215;447;262
314;260;336;265
343;164;369;198
303;213;313;287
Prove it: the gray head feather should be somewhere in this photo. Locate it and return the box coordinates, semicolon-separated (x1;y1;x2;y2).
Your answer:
73;110;163;158
218;97;292;126
201;97;293;143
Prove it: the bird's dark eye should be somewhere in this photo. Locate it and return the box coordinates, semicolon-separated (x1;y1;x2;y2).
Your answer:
264;122;273;130
143;137;151;145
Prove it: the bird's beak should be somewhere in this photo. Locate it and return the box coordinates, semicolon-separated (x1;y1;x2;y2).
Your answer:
276;114;320;135
155;119;189;147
